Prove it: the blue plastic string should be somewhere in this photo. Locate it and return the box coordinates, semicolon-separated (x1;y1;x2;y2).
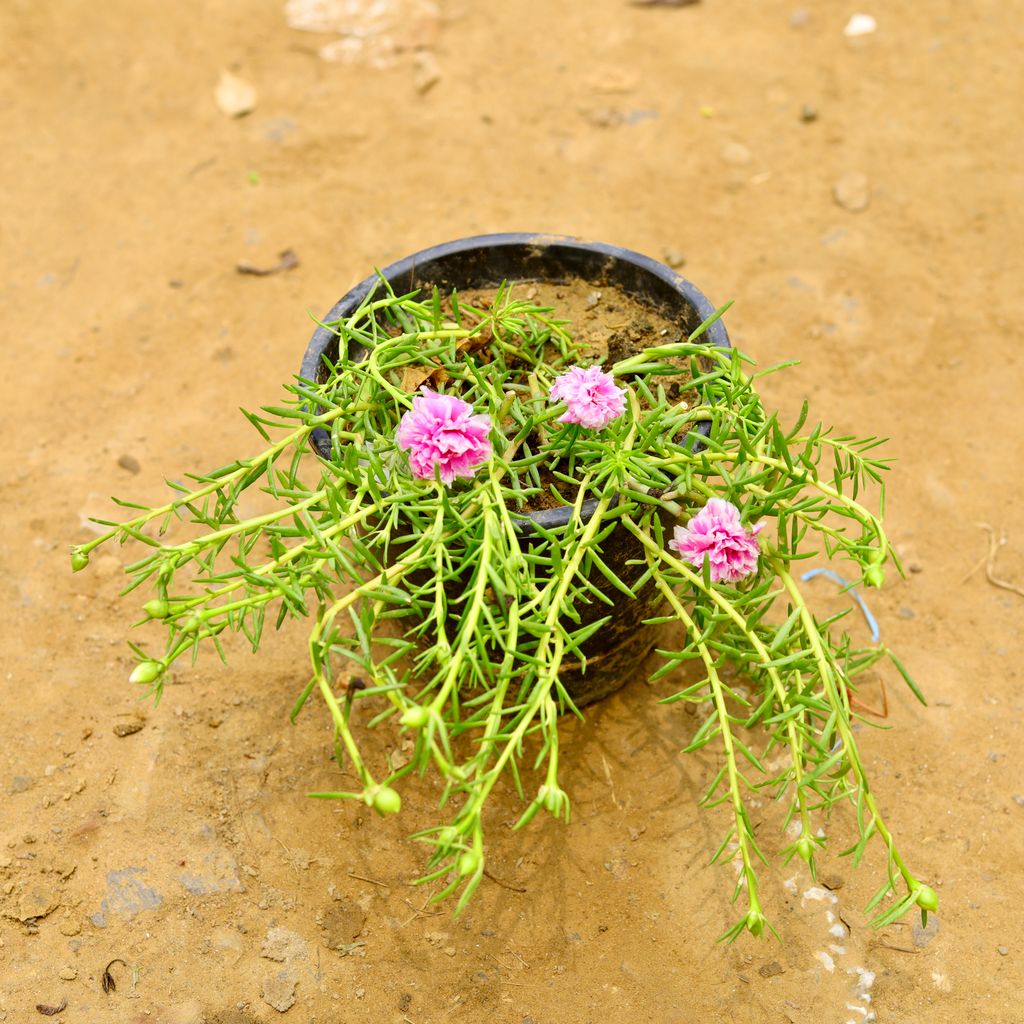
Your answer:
799;567;880;643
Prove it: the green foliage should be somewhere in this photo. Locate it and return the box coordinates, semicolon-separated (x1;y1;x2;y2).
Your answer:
72;281;933;938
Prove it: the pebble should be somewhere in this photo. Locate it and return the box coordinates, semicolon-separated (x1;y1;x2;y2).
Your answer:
721;141;752;166
117;454;141;474
261;970;297;1012
833;172;871;212
215;70;257;118
58;966;77;981
584;291;602;310
800;104;818;123
912;917;940;948
997;946;1009;956
414;51;441;95
261;927;308;963
18;888;58;922
1012;795;1024;808
789;8;810;28
322;900;365;948
759;961;785;978
844;13;877;38
897;606;915;619
113;722;144;738
662;247;686;268
820;874;844;891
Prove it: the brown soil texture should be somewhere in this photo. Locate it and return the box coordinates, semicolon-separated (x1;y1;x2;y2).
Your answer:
2;2;1022;1022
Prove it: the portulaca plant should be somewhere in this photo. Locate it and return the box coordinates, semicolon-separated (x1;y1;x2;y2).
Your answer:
72;283;936;938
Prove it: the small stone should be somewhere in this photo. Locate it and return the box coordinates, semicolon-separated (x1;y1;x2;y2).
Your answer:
1012;795;1024;808
18;887;59;922
113;722;144;738
800;104;818;122
215;70;257;118
897;606;915;619
721;141;752;166
260;970;297;1012
117;454;141;475
997;945;1009;956
833;172;870;212
821;874;844;891
662;247;686;268
444;946;456;957
909;561;923;573
261;927;308;963
759;961;785;978
844;13;877;38
355;987;365;999
58;919;81;937
322;901;365;948
413;51;441;95
58;966;77;981
912;917;940;948
584;291;602;310
789;8;809;28
398;993;412;1012
9;777;33;795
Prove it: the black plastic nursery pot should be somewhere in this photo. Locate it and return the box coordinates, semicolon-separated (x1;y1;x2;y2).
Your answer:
300;233;732;706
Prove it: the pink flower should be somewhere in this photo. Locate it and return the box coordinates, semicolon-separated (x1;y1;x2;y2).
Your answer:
549;365;626;430
669;498;765;584
396;389;492;485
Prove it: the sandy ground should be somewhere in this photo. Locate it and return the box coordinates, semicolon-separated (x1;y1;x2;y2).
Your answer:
2;0;1023;1021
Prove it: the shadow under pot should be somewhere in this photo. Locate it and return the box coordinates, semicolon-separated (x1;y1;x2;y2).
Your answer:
300;232;731;707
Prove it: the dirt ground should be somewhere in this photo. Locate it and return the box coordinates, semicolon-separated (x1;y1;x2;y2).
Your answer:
2;0;1023;1021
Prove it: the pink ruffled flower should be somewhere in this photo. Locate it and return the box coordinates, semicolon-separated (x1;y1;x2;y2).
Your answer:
669;498;765;584
549;365;626;430
396;389;492;485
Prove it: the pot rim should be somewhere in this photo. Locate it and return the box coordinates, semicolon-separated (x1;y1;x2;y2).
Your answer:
300;232;732;533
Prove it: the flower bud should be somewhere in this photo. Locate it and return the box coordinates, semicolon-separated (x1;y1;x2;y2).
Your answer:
436;826;460;848
795;835;815;865
915;884;938;913
143;599;170;620
400;705;430;730
745;910;766;937
371;786;401;816
71;549;90;572
180;614;201;633
863;564;885;588
457;849;481;876
129;660;164;685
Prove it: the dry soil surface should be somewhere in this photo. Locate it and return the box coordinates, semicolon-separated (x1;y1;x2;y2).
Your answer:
2;1;1023;1022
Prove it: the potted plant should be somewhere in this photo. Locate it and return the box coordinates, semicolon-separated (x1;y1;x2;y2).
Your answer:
72;233;936;939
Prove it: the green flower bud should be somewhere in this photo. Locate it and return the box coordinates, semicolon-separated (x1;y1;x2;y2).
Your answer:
400;705;430;730
457;849;481;876
143;599;170;620
371;786;401;817
436;826;460;848
745;910;766;938
863;564;885;588
71;549;90;572
796;835;815;865
129;660;164;685
915;884;939;913
539;784;568;817
180;614;201;633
